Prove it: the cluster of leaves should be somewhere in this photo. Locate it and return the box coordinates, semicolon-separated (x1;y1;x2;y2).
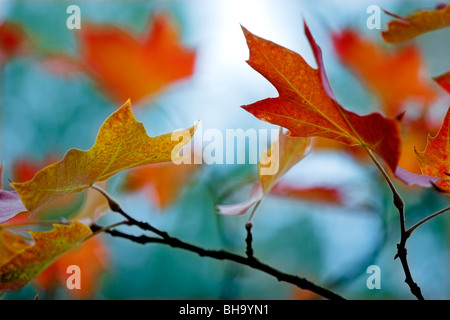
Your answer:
0;4;450;299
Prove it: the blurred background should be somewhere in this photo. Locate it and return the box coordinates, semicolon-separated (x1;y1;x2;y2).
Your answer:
1;0;449;299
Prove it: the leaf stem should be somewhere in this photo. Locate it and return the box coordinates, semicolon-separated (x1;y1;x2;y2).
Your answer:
406;206;450;238
90;184;171;239
364;148;424;300
85;220;128;241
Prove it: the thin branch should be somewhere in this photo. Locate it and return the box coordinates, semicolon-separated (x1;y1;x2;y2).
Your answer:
91;184;344;299
100;226;345;300
85;220;128;241
364;148;424;300
91;184;169;239
406;206;450;238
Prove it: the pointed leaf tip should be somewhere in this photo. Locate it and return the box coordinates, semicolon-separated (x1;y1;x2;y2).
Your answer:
240;24;401;172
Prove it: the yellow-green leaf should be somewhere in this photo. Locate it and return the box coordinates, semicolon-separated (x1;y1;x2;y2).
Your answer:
0;220;92;293
11;100;196;215
382;4;450;43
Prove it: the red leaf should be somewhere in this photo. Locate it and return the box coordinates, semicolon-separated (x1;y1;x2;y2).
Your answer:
241;23;402;172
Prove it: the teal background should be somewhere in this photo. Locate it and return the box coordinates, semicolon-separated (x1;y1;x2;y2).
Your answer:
1;0;449;300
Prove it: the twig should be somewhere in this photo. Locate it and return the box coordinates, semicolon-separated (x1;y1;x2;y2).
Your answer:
406;206;450;239
244;222;254;259
90;184;343;300
364;148;424;300
85;220;129;241
244;200;261;259
91;184;169;239
100;226;345;300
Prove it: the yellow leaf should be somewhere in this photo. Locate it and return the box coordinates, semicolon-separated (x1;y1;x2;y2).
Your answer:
11;100;196;215
382;4;450;43
0;221;92;293
0;228;32;266
259;129;310;194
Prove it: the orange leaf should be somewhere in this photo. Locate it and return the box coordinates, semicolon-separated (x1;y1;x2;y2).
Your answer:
382;4;450;43
11;100;196;216
241;23;402;173
434;72;450;94
77;13;195;104
34;235;109;299
415;107;450;194
332;29;436;116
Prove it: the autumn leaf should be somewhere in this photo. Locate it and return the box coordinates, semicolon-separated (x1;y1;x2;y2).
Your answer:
11;99;197;216
0;221;92;293
10;157;81;216
0;228;32;266
34;235;109;299
76;13;195;104
434;72;450;94
217;129;310;216
332;29;436;116
123;157;200;210
382;4;450;44
241;23;402;173
259;130;310;193
414;107;450;194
